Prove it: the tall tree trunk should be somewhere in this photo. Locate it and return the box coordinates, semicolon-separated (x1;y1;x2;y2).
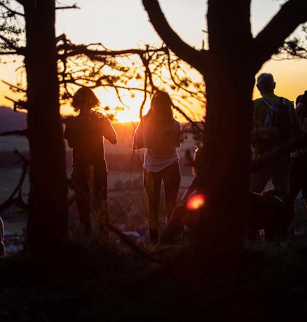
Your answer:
194;54;255;267
191;0;255;268
24;0;68;250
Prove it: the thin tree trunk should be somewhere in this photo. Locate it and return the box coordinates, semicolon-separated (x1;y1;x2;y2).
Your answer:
24;0;68;250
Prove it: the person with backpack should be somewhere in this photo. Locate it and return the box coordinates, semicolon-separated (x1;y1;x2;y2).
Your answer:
64;87;117;236
133;90;181;245
250;73;302;193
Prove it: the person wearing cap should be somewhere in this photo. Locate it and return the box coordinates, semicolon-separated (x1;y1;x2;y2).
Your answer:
250;73;301;193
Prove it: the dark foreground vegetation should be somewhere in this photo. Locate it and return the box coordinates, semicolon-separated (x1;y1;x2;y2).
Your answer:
1;234;307;322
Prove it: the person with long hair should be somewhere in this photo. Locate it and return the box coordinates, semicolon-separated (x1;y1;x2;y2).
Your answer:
64;87;117;236
133;90;181;245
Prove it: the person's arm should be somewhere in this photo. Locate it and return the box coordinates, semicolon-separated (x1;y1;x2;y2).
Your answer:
174;121;181;147
296;91;307;118
181;176;198;203
292;104;303;137
102;118;117;145
63;119;74;148
132;123;145;150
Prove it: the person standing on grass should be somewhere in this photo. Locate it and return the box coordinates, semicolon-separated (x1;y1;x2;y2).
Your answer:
64;87;117;237
133;90;181;245
290;92;307;208
250;73;302;193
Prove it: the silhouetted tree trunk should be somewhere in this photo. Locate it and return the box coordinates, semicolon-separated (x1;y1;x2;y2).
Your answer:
24;0;68;250
143;0;307;267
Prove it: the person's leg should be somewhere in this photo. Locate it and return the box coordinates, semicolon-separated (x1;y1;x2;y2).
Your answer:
272;157;296;234
297;153;307;202
160;205;186;244
163;162;181;223
0;216;5;257
94;165;108;239
271;157;290;192
250;166;271;193
144;169;162;245
72;169;92;235
289;156;303;201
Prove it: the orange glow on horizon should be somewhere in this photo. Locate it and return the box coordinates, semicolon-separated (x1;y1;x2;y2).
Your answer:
186;194;206;211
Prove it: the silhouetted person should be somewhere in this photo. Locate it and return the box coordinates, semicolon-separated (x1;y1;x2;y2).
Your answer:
290;92;307;208
133;90;181;245
0;216;5;258
64;87;117;236
160;147;294;244
250;73;302;193
160;147;205;244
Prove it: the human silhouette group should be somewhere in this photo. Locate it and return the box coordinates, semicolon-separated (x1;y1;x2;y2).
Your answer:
1;73;307;257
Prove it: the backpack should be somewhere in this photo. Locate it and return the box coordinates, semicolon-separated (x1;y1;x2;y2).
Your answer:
262;97;294;143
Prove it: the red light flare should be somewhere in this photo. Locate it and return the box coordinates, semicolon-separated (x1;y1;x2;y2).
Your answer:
186;194;206;211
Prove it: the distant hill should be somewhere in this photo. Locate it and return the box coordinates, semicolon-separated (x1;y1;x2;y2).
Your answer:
0;108;196;164
0;106;27;132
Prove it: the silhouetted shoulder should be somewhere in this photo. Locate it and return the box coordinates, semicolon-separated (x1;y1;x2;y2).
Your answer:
253;98;263;105
91;112;117;144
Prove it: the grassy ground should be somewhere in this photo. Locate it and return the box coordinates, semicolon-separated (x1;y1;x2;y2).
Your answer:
0;234;307;321
0;167;193;237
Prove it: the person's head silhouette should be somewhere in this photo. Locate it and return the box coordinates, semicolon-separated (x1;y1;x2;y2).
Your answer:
148;90;173;122
256;73;276;96
72;87;100;113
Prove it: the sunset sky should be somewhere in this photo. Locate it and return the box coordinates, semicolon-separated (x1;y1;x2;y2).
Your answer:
0;0;306;122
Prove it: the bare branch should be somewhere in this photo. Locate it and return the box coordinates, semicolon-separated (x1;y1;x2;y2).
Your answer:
0;150;29;213
55;4;80;10
0;2;24;16
57;42;168;59
0;129;28;137
0;51;19;55
172;103;204;134
2;80;26;92
254;0;307;69
0;34;25;55
5;96;28;111
142;0;206;73
108;224;168;266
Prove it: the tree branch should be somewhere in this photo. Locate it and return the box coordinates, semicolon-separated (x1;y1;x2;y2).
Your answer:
0;150;29;213
2;80;26;93
142;0;206;73
55;4;80;11
254;0;307;69
0;2;24;16
57;43;168;59
108;224;168;266
0;35;26;55
0;129;28;137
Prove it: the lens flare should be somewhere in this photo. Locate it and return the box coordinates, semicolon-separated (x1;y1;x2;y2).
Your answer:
186;194;205;211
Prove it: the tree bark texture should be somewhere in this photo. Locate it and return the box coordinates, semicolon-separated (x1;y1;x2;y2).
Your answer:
24;0;68;249
195;56;255;266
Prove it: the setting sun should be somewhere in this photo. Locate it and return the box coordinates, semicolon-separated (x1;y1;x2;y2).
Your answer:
95;88;151;123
